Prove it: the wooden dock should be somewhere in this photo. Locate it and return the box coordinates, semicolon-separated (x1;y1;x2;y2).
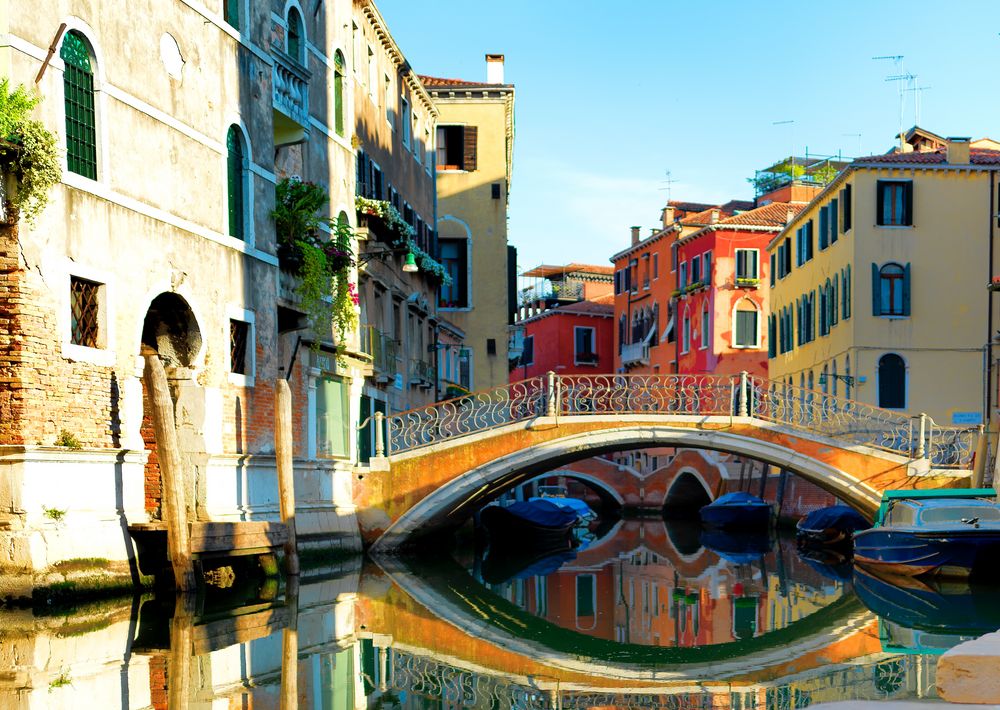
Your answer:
129;521;288;558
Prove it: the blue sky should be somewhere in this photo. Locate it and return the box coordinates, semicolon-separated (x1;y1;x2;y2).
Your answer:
379;0;1000;271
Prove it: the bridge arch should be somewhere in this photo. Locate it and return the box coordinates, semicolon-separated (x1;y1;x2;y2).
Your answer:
663;469;713;514
369;422;887;550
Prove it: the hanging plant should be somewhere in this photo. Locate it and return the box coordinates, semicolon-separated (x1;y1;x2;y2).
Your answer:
272;177;358;350
0;79;61;225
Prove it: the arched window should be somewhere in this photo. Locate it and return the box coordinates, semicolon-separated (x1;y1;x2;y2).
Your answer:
733;299;759;348
226;125;248;240
875;262;909;317
701;301;710;349
618;314;626;353
878;353;906;409
286;6;304;63
831;360;838;397
61;30;98;179
821;364;829;394
334;50;346;137
681;308;691;353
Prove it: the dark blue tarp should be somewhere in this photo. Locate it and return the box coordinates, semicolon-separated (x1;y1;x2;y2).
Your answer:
504;500;580;528
798;505;870;533
709;492;767;507
529;496;594;518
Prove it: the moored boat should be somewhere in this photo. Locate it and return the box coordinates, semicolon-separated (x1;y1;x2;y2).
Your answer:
853;491;1000;580
796;505;870;548
699;492;772;530
480;499;580;549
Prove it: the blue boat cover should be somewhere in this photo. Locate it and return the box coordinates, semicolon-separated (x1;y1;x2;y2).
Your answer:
798;505;870;532
504;500;579;528
709;492;767;507
529;496;594;518
511;550;577;579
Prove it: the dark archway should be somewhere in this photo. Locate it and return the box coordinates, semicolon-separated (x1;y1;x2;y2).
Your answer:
141;292;203;366
663;471;712;518
877;353;906;409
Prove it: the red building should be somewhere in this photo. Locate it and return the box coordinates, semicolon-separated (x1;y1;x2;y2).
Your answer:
673;201;803;377
512;298;614;380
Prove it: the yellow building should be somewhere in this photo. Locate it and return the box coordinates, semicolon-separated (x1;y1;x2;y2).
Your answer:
421;56;516;390
766;137;998;426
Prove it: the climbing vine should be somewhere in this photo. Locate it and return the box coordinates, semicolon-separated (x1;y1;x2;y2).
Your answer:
0;79;61;224
272;177;357;348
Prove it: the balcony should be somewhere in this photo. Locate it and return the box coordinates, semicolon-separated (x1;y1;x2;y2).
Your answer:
620;342;650;367
408;358;435;389
272;52;310;145
361;325;400;383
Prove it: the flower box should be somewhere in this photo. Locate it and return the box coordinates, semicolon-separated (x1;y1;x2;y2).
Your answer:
735;277;761;289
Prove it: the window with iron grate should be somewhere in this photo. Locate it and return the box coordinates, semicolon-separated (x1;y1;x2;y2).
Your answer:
230;319;249;374
70;276;101;347
61;31;97;179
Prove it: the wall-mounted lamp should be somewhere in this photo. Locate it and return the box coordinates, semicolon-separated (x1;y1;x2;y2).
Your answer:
358;245;419;273
818;373;862;386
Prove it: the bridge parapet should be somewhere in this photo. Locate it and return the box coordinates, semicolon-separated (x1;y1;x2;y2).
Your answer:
376;372;979;468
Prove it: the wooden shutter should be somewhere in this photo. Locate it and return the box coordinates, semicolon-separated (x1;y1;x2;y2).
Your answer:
462;125;478;172
871;263;881;316
876;181;886;225
806;220;814;260
844;184;853;230
830;198;839;242
903;182;913;225
819;206;829;250
902;262;911;316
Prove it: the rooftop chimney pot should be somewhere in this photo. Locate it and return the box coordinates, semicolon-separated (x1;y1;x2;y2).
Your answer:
630;226;641;245
710;208;720;224
486;54;505;84
946;137;971;164
662;206;676;228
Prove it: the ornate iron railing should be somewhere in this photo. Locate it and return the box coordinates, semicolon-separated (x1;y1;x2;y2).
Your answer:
378;372;978;466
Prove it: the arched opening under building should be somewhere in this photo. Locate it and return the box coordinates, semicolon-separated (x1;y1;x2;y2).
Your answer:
662;471;712;518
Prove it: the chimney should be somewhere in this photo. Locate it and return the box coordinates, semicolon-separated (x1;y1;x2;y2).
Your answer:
486;54;505;84
785;207;795;224
946;136;971;164
709;208;720;224
630;226;641;245
662;205;676;228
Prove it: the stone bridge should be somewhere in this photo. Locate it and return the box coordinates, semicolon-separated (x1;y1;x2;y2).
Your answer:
356;373;980;550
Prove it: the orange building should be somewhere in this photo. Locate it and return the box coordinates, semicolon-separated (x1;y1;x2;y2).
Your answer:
610;201;751;374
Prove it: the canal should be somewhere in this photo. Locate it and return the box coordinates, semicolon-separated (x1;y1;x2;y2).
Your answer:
5;515;999;708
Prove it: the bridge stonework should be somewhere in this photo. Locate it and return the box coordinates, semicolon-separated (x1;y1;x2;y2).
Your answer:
356;414;971;549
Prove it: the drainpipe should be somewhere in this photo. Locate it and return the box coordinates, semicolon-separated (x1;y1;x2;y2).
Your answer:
987;170;996;433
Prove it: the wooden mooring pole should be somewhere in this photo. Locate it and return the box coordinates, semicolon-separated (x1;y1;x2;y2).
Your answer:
142;353;196;592
275;379;300;575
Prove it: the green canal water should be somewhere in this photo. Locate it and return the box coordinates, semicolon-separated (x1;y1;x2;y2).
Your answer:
4;518;999;708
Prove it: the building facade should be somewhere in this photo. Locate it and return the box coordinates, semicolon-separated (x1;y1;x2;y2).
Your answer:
422;57;516;392
766;138;999;426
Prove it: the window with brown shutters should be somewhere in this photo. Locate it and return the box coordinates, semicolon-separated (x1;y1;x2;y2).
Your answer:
435;125;477;171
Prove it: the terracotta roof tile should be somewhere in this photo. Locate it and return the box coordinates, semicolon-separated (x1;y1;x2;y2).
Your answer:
668;200;715;213
857;148;1000;165
555;301;614;316
418;75;483;88
589;293;616;305
721;202;805;227
679;208;721;226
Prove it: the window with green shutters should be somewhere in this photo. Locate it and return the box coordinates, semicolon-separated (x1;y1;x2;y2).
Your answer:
316;376;349;458
334;51;346;136
224;0;240;30
576;574;595;618
286;7;303;63
61;31;97;179
226;125;245;240
734;302;759;348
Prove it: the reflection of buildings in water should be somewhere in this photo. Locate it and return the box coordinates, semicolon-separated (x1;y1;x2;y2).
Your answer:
487;521;846;649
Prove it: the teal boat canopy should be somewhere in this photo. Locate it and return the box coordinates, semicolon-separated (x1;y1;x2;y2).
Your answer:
874;488;997;525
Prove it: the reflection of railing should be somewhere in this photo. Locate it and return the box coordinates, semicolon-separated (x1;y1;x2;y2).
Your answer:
381;372;979;464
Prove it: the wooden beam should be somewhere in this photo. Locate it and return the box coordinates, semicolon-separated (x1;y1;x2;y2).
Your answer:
143;354;196;592
275;379;300;575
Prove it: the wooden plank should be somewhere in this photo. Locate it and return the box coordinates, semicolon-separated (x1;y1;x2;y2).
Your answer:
192;606;290;655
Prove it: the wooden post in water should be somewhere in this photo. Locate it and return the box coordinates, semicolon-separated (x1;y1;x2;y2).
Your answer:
274;379;299;575
168;594;195;708
143;353;196;592
280;574;300;710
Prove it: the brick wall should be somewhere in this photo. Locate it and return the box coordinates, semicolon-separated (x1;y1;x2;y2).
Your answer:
0;216;117;447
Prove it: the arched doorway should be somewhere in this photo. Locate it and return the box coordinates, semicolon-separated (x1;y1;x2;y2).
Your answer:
139;292;204;519
878;353;906;409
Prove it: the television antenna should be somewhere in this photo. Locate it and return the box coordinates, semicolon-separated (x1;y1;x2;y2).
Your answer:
659;170;679;202
904;85;932;124
873;55;909;150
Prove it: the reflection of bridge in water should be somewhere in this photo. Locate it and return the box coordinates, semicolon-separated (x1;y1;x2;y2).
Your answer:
358;373;979;549
370;644;935;709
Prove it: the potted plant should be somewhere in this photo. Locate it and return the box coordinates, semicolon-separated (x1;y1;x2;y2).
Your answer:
0;79;60;225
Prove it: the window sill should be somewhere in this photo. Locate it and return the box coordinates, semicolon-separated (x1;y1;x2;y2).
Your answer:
438;305;472;312
877;315;909;320
875;224;914;229
62;343;115;367
436;168;469;174
228;372;256;388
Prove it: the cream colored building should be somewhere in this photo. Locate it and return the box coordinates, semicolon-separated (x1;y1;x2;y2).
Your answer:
766;137;998;426
422;56;516;391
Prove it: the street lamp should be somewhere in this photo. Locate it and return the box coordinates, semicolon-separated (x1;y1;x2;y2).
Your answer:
358;245;419;273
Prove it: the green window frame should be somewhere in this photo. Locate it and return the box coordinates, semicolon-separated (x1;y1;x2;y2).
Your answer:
316;375;349;458
224;0;240;30
61;31;97;179
226;125;245;240
286;7;303;62
334;51;346;137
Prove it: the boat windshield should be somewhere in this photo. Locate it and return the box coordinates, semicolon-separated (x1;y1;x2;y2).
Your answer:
919;505;1000;524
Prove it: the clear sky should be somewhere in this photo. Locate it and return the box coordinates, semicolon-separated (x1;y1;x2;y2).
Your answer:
378;0;1000;272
